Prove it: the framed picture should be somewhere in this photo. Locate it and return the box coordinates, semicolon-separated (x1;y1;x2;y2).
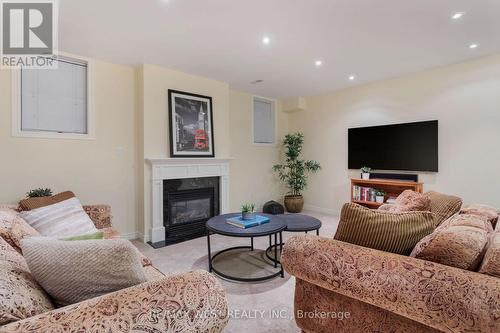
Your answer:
168;90;215;158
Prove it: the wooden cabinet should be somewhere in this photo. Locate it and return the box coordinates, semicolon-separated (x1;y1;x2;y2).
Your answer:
351;178;423;209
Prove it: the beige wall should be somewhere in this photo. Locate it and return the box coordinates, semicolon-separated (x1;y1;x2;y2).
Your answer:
138;65;289;241
0;60;286;242
6;52;497;240
0;60;139;238
139;64;232;241
288;54;500;214
228;90;288;212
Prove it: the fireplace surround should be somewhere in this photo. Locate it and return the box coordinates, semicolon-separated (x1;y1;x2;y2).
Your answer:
146;158;230;247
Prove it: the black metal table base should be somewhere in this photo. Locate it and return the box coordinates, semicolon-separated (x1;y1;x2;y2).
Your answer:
265;228;320;263
207;232;284;282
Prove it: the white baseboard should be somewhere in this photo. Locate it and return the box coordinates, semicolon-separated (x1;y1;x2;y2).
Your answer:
303;204;339;216
121;232;140;240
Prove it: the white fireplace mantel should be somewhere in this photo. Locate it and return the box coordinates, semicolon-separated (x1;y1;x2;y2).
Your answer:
146;158;232;244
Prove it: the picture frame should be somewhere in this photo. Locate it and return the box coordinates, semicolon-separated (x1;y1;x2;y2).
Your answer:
168;89;215;158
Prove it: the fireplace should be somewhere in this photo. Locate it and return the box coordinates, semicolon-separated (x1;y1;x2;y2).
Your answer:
163;177;219;245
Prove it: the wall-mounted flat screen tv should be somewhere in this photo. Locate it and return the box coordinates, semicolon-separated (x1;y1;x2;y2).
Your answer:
348;120;438;172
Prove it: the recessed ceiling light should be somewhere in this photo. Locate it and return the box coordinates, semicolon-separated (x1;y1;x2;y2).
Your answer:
469;43;479;49
315;60;323;67
451;12;465;20
262;36;270;45
349;75;356;81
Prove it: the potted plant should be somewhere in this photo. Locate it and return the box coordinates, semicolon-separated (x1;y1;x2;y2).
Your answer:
273;133;321;213
26;188;53;197
375;190;385;203
360;166;371;180
241;203;256;220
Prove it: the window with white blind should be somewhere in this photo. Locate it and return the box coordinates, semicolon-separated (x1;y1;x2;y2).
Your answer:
12;55;94;139
253;97;276;144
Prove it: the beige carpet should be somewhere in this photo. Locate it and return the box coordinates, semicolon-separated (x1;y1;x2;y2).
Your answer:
133;210;340;333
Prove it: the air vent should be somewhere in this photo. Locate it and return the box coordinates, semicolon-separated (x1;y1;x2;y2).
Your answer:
251;79;263;84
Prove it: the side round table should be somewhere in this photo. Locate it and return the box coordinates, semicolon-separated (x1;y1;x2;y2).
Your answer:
265;214;322;262
206;213;286;282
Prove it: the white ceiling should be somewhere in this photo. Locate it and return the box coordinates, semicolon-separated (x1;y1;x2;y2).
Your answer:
59;0;500;99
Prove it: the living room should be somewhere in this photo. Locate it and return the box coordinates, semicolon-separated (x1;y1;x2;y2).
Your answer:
0;1;499;332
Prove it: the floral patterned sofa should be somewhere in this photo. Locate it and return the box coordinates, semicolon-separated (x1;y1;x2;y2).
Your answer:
0;205;228;333
282;197;500;333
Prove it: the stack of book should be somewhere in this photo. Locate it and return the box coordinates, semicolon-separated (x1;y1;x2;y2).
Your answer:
352;185;376;202
226;215;270;229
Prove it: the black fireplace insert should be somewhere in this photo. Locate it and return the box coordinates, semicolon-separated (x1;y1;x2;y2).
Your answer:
162;177;219;246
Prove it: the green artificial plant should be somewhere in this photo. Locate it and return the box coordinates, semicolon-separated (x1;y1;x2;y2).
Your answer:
26;188;53;198
241;203;255;213
273;133;321;196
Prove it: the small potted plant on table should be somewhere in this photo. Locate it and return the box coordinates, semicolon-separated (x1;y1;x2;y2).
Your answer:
273;133;321;213
361;166;371;180
375;190;385;203
241;203;256;220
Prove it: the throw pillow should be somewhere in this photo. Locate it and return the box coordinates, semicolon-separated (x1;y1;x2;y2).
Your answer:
0;208;21;250
9;216;41;250
0;209;40;253
378;190;431;213
0;237;54;325
62;231;104;241
478;232;500;278
334;203;436;255
19;191;75;211
20;197;98;238
437;213;494;233
412;226;489;271
423;191;463;225
21;238;147;306
460;204;499;228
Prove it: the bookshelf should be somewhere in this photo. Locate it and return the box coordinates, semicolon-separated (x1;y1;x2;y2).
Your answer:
351;178;423;209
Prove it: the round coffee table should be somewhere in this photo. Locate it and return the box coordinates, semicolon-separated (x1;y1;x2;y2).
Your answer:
265;214;322;262
206;213;286;282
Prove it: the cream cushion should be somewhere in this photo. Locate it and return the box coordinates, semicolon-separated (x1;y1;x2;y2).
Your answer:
20;197;97;238
21;237;147;306
0;237;54;325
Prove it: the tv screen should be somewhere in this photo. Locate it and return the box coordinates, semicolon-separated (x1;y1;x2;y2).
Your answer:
348;120;438;172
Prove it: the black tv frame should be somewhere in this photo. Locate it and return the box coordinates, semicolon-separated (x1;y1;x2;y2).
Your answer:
348;120;438;173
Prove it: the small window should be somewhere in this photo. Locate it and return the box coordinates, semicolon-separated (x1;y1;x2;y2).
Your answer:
253;97;275;144
12;56;93;139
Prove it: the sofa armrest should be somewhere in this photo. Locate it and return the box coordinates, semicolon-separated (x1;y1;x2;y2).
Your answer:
0;270;228;333
82;204;112;229
282;235;500;333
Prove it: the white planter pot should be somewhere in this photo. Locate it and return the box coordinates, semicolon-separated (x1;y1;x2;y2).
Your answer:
376;196;384;203
242;212;256;220
361;173;370;180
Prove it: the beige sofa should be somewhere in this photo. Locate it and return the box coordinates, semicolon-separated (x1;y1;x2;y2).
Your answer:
282;195;500;333
0;205;229;333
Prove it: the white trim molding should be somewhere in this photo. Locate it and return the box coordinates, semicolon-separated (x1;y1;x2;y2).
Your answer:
11;52;95;140
146;158;232;244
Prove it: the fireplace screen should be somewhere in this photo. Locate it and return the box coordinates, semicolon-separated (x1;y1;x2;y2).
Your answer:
163;177;219;246
169;189;213;225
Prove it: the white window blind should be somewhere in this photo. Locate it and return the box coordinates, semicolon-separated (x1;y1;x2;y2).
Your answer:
253;98;275;144
21;58;88;134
